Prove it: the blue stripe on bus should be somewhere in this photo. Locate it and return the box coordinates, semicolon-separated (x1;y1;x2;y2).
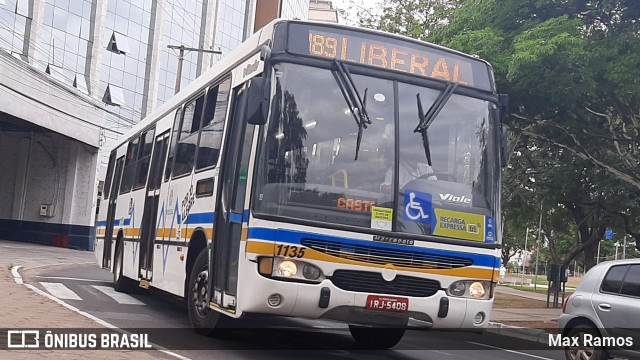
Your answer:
247;227;498;268
186;212;215;224
113;218;131;226
230;212;243;223
97;220;107;227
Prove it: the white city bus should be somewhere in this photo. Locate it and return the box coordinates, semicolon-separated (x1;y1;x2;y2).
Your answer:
95;19;508;349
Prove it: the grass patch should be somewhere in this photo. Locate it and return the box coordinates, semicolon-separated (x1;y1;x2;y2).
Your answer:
493;293;549;308
507;285;549;294
7;264;13;271
507;285;574;294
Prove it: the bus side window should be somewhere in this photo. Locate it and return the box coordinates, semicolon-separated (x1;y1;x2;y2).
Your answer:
102;152;116;200
173;94;205;178
165;107;183;182
120;136;140;194
134;128;155;189
196;77;231;171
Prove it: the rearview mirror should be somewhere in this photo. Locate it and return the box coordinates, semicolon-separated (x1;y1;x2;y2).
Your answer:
498;94;509;168
500;125;508;168
246;77;268;125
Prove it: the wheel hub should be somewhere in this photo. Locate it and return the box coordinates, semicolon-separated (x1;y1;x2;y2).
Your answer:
192;269;209;318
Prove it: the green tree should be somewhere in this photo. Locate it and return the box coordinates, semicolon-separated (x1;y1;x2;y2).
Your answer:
355;0;640;265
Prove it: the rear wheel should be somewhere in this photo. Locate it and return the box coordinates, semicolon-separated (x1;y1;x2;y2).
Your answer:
349;325;405;349
188;250;231;337
113;241;136;293
564;324;609;360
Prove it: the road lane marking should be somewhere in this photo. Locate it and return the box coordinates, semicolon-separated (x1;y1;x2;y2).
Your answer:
92;285;145;305
466;341;555;360
12;266;191;360
40;282;82;300
34;275;110;283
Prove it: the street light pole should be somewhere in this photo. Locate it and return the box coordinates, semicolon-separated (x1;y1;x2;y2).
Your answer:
597;241;601;265
534;202;543;292
623;236;627;260
168;45;221;94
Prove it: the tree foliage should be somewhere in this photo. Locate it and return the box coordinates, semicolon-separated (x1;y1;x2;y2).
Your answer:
353;0;640;266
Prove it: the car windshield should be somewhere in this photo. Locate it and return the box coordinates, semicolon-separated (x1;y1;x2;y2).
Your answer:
254;63;499;243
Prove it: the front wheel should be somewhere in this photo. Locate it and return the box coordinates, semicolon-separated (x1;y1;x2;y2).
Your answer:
564;324;609;360
187;250;231;337
113;241;136;292
349;325;405;349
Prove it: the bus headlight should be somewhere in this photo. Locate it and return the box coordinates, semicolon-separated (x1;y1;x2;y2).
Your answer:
277;260;297;277
302;264;321;280
449;282;466;296
263;257;325;283
469;282;486;298
447;280;491;299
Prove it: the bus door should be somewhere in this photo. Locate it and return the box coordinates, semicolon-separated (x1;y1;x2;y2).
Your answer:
103;156;125;269
210;88;254;309
139;131;170;280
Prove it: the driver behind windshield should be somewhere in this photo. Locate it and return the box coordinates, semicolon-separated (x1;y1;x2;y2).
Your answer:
380;150;435;193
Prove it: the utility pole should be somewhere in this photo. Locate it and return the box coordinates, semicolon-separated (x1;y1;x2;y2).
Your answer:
168;45;221;94
522;227;529;285
534;202;543;292
623;235;627;260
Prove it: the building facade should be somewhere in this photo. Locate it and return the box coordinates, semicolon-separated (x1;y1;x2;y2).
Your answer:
308;0;338;23
0;0;309;126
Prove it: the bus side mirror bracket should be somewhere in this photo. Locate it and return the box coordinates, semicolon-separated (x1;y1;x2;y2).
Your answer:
247;44;272;126
247;77;268;125
498;94;509;168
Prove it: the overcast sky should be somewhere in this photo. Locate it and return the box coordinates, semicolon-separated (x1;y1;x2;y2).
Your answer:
329;0;381;24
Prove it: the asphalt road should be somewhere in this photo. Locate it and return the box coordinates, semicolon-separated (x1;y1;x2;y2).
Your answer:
24;264;566;360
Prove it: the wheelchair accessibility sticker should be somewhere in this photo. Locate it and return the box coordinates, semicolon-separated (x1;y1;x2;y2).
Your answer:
403;191;434;224
404;190;494;242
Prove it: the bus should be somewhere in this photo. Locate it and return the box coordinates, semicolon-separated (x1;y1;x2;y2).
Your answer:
95;19;508;349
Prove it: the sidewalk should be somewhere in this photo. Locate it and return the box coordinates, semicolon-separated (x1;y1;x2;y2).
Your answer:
0;240;173;360
491;285;564;324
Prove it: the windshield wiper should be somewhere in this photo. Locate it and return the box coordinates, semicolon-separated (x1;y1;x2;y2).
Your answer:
333;60;371;160
415;83;458;166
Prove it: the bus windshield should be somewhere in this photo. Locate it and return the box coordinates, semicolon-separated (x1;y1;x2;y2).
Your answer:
254;62;499;243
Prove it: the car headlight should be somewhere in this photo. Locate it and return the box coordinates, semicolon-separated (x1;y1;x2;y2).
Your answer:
447;280;492;299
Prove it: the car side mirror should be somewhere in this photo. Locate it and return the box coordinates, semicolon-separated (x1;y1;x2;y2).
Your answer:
246;77;269;125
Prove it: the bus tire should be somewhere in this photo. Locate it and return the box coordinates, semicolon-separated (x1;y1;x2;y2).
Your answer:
113;241;135;293
188;250;231;337
349;325;405;349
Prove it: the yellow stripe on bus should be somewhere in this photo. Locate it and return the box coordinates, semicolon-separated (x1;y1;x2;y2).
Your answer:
245;241;495;280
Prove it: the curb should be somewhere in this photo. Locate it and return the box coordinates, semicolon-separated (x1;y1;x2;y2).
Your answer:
487;321;551;344
10;265;191;360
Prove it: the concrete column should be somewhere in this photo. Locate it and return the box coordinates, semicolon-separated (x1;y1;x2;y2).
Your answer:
24;0;45;63
87;0;108;98
197;0;219;75
140;0;165;119
244;0;257;40
62;142;79;224
11;135;32;220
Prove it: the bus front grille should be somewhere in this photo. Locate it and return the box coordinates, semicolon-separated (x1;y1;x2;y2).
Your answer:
330;270;441;297
300;239;473;269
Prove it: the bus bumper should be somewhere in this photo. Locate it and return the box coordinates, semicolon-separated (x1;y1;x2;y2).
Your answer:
239;270;493;330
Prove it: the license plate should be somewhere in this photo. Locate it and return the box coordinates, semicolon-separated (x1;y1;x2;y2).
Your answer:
365;295;409;312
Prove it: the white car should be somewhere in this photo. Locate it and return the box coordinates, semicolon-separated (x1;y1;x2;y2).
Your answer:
559;258;640;360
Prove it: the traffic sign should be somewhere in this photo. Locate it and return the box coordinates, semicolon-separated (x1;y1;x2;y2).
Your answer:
605;228;613;240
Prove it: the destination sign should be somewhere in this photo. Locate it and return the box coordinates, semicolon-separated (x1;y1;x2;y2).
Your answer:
287;24;493;91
